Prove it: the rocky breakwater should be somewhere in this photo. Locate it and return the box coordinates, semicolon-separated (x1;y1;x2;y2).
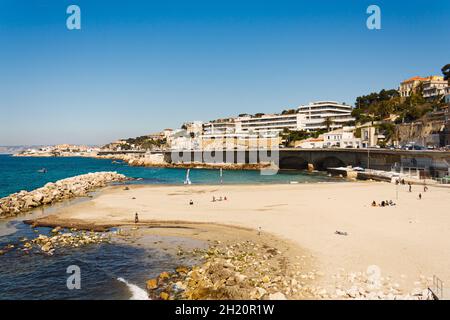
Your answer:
97;153;273;170
0;172;128;219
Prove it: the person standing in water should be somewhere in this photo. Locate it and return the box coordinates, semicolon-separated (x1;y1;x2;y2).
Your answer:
135;212;139;223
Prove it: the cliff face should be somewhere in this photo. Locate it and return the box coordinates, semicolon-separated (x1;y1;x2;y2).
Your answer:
394;120;446;146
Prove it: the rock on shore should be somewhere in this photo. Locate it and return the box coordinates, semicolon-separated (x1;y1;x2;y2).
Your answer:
146;240;314;300
0;172;128;219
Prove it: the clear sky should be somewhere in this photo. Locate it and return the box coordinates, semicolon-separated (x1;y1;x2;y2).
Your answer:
0;0;449;145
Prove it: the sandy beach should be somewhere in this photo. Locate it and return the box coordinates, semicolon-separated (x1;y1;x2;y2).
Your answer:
28;181;450;298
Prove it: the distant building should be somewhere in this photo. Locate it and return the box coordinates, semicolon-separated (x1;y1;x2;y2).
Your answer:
235;113;306;135
399;75;447;99
182;121;204;136
294;137;324;149
297;101;354;132
202;119;236;135
322;127;361;148
399;76;428;97
359;124;384;148
422;76;448;100
201;133;280;151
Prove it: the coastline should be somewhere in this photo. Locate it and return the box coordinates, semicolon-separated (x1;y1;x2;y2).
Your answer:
12;153;274;171
21;181;450;299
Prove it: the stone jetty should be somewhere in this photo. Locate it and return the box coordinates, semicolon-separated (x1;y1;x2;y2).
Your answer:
0;172;128;219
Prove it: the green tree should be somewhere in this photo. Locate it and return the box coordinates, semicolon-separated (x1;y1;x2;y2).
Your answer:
442;63;450;82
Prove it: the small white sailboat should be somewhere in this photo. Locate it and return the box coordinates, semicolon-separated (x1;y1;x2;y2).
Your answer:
184;169;192;185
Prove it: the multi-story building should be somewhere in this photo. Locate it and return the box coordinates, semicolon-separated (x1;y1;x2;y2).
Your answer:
297;101;354;132
422;76;448;100
399;76;428;97
202;119;236;135
235;113;306;135
399;75;447;98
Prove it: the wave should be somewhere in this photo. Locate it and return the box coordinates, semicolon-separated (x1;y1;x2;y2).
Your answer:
117;277;150;300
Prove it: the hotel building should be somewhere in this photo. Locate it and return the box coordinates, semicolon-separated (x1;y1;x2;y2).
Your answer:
297;101;354;132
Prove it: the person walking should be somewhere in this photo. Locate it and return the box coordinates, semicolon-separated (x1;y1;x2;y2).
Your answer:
135;212;139;223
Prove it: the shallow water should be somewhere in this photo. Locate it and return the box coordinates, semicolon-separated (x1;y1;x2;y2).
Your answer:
0;222;205;300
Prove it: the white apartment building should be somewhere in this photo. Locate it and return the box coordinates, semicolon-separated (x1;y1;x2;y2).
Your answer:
297;101;354;132
235;113;306;135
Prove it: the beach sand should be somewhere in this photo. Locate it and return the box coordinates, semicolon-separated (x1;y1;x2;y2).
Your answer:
29;181;450;297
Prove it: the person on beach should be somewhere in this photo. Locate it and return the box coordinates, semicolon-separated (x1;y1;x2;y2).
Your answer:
424;185;428;192
389;200;396;206
419;193;422;200
381;201;386;207
408;183;412;192
134;212;139;223
212;196;216;202
224;196;227;201
371;200;377;207
189;199;194;205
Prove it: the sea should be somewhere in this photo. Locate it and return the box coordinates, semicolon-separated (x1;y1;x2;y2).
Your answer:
0;154;341;300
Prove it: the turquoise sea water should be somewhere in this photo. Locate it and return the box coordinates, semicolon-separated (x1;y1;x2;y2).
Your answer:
0;154;339;198
0;154;340;300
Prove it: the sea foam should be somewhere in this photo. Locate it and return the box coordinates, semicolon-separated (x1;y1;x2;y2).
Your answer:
117;277;150;300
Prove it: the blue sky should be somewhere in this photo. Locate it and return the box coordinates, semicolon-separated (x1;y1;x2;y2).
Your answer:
0;0;449;145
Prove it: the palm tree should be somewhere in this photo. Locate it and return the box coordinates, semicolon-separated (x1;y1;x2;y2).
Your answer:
324;117;333;131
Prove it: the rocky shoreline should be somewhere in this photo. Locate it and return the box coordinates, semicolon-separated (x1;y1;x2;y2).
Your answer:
144;240;432;300
0;172;128;219
145;240;314;300
95;154;273;171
